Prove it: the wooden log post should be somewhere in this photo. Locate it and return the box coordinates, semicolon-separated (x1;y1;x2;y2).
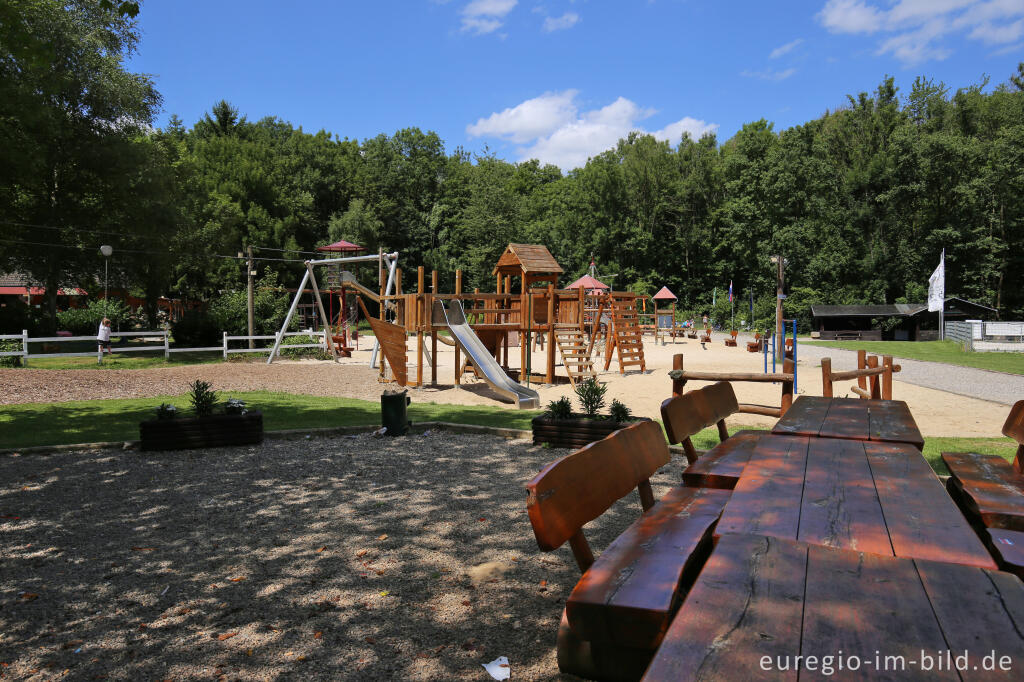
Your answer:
882;355;894;400
431;270;438;385
781;357;795;415
867;355;880;399
546;283;556;384
672;353;685;397
857;349;867;392
454;270;462;387
416;266;424;388
821;357;833;398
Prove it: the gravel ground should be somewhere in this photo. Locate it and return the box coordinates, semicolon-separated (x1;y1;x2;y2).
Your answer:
0;432;684;681
795;344;1024;406
0;362;396;406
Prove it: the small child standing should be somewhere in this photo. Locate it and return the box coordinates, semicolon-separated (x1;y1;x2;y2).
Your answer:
97;317;113;355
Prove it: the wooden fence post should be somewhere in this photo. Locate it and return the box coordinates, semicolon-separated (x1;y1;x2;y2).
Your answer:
672;353;685;397
22;329;28;367
882;355;894;400
781;357;795;415
867;355;880;399
857;349;867;392
546;284;555;384
821;357;833;398
223;332;228;360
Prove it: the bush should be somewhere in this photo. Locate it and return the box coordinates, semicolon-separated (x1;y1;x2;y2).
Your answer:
609;399;632;423
0;301;47;336
280;334;331;360
172;310;221;348
188;380;218;417
574;377;607;418
56;299;131;335
0;339;22;367
208;268;294;336
545;396;573;419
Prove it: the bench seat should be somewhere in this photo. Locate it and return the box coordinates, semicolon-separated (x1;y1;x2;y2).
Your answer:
986;528;1024;580
681;430;762;490
942;452;1024;531
566;486;731;649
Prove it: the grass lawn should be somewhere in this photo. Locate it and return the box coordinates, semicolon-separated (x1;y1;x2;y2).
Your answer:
21;351;224;370
0;392;1016;475
802;339;1024;375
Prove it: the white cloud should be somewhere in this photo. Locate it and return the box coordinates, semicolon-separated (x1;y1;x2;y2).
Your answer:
770;38;804;58
969;17;1024;43
467;91;718;170
818;0;885;34
461;0;518;35
992;39;1024;53
817;0;1024;64
741;68;798;81
466;90;579;142
542;12;580;32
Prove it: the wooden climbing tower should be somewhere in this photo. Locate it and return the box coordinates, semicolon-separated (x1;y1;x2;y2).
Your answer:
603;294;647;374
555;328;597;387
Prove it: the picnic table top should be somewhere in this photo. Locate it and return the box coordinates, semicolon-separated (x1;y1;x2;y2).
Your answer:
716;434;996;569
773;395;924;450
643;533;1024;681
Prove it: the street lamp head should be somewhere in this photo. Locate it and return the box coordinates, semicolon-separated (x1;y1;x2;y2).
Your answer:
99;245;113;257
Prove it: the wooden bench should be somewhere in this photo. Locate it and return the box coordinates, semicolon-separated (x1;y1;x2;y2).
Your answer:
698;327;711;343
686;328;698;339
723;329;737;347
986;528;1024;579
661;381;764;490
745;332;762;352
943;400;1024;531
525;420;731;681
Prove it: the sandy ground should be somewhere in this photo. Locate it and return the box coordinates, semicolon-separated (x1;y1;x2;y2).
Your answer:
0;432;672;681
0;333;1014;437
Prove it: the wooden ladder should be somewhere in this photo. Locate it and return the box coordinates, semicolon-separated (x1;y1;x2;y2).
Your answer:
604;295;647;374
555;327;597;387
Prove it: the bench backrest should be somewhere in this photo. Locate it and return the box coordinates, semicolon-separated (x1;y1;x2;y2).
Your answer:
525;419;669;571
1004;401;1024;443
1004;401;1024;473
729;330;738;339
661;381;739;464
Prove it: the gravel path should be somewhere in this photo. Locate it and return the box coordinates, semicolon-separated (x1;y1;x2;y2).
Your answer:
0;432;682;680
795;344;1024;406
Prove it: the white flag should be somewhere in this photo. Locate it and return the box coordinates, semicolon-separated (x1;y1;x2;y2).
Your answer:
927;250;945;312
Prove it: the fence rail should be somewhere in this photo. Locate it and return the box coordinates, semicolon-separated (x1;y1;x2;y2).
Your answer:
945;320;1024;352
0;329;328;364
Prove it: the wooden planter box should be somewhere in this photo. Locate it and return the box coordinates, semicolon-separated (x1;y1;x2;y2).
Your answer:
531;414;648;450
139;412;263;451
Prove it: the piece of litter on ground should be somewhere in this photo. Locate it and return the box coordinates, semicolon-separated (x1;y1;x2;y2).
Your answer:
73;648;82;654
160;585;169;596
372;427;387;437
482;656;511;680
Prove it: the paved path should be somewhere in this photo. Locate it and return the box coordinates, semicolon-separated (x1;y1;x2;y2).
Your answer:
795;343;1023;406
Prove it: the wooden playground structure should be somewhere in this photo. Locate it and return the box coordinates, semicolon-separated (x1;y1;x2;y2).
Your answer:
275;244;649;397
369;244;647;390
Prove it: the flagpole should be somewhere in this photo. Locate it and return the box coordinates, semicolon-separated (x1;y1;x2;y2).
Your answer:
939;249;945;341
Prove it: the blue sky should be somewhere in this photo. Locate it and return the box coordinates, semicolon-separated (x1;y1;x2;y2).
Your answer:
127;1;1024;170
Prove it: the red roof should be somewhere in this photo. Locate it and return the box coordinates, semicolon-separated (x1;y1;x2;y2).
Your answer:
316;240;365;253
566;274;609;290
653;286;678;301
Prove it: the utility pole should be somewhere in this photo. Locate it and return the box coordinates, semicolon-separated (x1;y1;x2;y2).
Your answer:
247;245;255;349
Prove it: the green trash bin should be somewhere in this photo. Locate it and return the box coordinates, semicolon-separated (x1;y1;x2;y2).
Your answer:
380;390;411;436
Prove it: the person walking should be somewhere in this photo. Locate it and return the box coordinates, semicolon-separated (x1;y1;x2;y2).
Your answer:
97;317;113;356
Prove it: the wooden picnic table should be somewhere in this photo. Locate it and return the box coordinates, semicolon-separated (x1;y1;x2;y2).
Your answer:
716;434;996;569
773;395;924;450
643;533;1024;681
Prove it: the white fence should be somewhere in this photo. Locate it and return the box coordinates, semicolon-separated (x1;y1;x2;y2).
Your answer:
0;329;327;364
945;320;1024;352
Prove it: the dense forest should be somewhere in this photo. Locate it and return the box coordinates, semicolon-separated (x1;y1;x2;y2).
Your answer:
3;1;1024;333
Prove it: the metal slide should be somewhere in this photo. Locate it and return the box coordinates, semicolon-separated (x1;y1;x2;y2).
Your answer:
434;300;540;410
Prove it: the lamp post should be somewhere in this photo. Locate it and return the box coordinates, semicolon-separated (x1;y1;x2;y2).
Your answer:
770;254;788;356
99;245;113;314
